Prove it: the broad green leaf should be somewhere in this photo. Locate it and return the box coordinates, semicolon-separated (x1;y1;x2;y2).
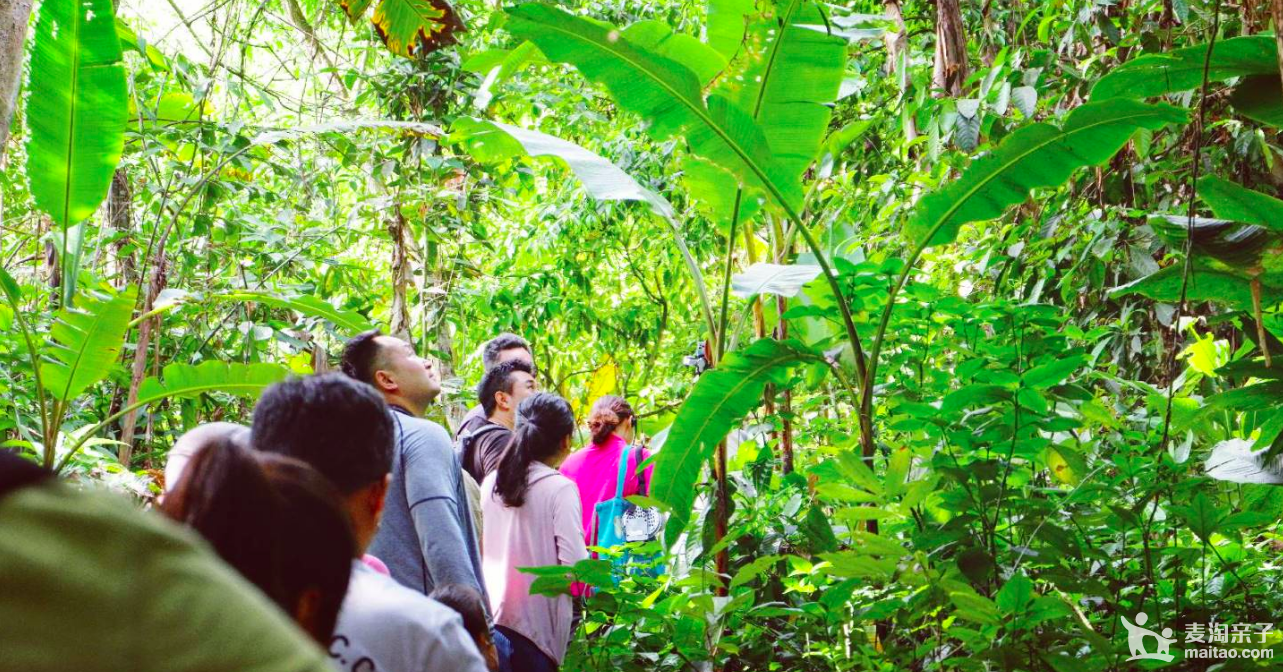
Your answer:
1170;492;1225;542
26;0;128;229
906;100;1187;248
949;591;1000;625
819;551;898;580
453;118;677;219
370;0;465;58
651;339;822;545
1199;176;1283;233
705;0;759;59
1109;263;1283;313
696;0;847;224
1022;355;1086;389
220;292;375;333
1092;35;1276;100
730;554;780;589
730;263;821;298
997;573;1034;615
42;287;137;402
942;384;1011;414
1231;75;1283;128
1044;445;1086;485
623;20;726;85
504;4;800;215
135;362;290;407
1149;214;1283;273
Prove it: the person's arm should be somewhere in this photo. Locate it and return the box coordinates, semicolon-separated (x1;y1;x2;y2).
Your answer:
403;422;485;594
415;611;489;672
554;481;590;568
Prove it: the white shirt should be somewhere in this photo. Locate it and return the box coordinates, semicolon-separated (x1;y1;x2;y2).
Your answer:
330;561;488;672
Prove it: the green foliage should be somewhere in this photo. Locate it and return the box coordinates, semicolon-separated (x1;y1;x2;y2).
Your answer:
906;99;1188;248
25;0;127;231
41;287;137;403
1092;35;1276;100
651;338;821;545
504;3;799;214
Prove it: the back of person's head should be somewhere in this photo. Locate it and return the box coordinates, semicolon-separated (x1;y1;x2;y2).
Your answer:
164;422;250;492
493;392;575;508
478;359;535;418
587;395;634;445
339;329;385;385
482;333;531;371
251;373;394;494
430;584;499;671
162;438;354;644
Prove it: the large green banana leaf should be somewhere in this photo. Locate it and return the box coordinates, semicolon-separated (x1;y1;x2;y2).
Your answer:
650;339;822;547
58;361;291;472
452;117;715;335
25;0;127;231
1229;75;1283;128
687;0;846;226
1200;176;1283;233
503;3;800;215
905;100;1188;248
42;287;137;402
1109;263;1283;313
1091;35;1276;100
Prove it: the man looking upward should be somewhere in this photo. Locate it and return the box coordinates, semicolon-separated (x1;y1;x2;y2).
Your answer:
339;331;486;605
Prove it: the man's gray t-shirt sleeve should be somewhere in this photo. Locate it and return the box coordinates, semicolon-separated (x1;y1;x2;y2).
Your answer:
402;420;485;597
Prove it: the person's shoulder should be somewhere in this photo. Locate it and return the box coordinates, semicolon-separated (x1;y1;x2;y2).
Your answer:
399;415;454;449
348;567;465;631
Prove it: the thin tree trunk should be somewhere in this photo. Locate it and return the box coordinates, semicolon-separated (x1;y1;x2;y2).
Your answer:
1271;0;1283;99
884;0;917;141
119;249;168;468
0;0;33;160
107;169;136;288
932;0;968;98
388;208;412;340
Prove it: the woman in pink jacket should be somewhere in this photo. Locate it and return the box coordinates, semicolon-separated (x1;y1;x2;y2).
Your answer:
560;395;653;547
481;393;587;672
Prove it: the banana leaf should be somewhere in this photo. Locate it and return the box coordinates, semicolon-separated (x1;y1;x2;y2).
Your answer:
650;339;823;547
503;3;800;215
906;99;1187;248
1091;35;1276;100
25;0;127;233
42;287;137;402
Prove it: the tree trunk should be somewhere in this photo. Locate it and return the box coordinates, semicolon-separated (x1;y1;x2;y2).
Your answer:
0;0;33;160
107;169;136;288
884;0;917;141
388;209;412;341
932;0;968;98
119;250;168;468
1272;0;1283;100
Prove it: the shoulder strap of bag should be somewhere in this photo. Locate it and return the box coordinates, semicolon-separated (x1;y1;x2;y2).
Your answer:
614;443;634;501
460;423;504;474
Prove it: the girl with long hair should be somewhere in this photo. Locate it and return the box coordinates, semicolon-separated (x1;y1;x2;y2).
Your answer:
163;431;355;644
481;392;587;672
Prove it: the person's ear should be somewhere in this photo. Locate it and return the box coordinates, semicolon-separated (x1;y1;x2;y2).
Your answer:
496;390;511;413
293;587;324;642
374;369;397;394
367;474;390;519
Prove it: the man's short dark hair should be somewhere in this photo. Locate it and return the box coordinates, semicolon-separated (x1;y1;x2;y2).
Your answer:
251;373;394;494
478;359;534;418
482;333;530;371
340;329;387;385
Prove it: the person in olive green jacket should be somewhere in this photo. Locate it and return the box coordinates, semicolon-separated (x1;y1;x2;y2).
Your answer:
0;450;333;672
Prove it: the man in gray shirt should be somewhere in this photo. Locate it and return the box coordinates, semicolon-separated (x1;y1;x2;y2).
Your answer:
251;374;487;672
339;331;486;602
